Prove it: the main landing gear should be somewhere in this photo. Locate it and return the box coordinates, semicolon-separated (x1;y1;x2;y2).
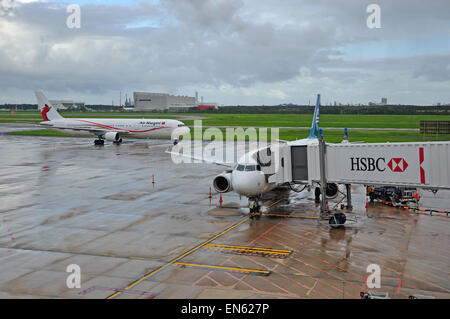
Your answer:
94;139;105;146
94;136;123;146
328;212;347;228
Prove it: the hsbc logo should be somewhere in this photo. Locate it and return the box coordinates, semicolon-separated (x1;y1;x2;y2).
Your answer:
387;158;408;172
351;157;409;173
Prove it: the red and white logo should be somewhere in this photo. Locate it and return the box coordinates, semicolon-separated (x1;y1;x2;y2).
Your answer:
41;104;51;121
387;158;408;172
419;148;425;184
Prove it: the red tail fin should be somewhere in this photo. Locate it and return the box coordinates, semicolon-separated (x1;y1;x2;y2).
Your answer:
41;105;51;121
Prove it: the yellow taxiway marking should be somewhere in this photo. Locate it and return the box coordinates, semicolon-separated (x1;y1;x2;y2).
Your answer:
106;217;249;299
265;198;284;209
174;262;271;275
206;244;291;253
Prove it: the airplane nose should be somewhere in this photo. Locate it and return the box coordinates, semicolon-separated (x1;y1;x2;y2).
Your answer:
232;172;265;196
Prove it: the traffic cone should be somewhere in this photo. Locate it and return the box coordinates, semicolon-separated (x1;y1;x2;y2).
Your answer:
326;204;330;211
219;194;223;207
208;186;212;199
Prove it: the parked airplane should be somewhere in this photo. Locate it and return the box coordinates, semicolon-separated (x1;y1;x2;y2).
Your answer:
169;94;342;219
35;91;190;145
122;105;134;111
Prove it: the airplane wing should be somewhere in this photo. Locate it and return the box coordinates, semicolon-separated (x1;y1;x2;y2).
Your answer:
165;149;233;167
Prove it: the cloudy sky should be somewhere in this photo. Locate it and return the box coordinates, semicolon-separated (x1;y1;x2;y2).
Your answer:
1;0;449;105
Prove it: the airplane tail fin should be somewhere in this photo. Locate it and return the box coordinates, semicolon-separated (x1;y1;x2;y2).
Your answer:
308;94;320;139
35;91;64;121
342;127;349;143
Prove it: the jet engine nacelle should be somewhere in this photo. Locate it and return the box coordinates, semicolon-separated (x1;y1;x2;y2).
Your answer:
213;172;233;193
325;183;339;199
104;132;122;143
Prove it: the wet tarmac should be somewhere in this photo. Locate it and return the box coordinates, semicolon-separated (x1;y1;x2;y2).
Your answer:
0;126;449;299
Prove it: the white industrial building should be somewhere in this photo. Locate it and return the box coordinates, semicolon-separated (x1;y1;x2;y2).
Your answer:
133;92;197;111
49;100;85;110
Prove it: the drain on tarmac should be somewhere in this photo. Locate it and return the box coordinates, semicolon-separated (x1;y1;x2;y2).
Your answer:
174;262;272;276
206;244;293;259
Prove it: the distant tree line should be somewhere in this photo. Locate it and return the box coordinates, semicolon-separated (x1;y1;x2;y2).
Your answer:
1;103;449;115
186;104;450;115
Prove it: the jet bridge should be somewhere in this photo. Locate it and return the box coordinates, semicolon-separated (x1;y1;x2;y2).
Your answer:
258;140;450;227
264;141;450;190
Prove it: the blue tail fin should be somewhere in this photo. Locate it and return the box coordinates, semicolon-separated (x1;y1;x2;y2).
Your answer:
308;94;320;139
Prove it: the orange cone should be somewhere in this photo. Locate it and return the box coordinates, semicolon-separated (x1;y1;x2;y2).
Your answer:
208;187;212;198
219;194;223;207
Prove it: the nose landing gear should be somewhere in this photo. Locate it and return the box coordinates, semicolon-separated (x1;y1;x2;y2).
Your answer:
248;196;262;219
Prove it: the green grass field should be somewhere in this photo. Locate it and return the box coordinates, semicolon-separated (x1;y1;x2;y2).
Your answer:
2;110;450;143
7;127;449;143
2;110;450;128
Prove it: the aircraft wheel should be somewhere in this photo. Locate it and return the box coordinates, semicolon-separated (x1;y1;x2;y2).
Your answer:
329;213;346;228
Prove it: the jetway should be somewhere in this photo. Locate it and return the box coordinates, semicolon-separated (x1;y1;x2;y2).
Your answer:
259;140;450;226
264;141;450;190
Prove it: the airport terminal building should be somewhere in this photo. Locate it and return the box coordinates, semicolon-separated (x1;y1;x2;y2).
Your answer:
133;92;197;111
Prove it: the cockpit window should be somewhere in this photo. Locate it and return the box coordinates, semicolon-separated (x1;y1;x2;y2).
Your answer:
236;164;245;171
178;124;186;127
245;165;257;171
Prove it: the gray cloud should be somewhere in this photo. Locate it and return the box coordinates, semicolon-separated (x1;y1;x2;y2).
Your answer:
0;0;449;105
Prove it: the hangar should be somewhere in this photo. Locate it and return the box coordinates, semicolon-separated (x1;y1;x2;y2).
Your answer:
133;92;197;111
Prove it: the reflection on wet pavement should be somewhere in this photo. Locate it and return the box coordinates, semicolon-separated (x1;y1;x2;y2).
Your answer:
0;129;448;299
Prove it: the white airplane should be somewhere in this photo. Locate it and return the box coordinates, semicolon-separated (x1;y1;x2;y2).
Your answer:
122;105;134;111
35;91;190;145
169;94;342;219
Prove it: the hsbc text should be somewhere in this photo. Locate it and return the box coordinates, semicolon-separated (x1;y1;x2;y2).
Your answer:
351;157;386;172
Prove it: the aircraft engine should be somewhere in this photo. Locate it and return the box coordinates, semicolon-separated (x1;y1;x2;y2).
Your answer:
213;172;233;193
325;183;339;199
104;132;122;143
